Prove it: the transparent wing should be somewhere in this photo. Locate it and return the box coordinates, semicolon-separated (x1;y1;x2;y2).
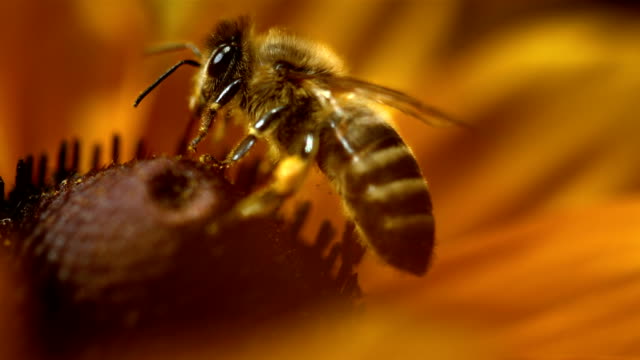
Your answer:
307;74;464;127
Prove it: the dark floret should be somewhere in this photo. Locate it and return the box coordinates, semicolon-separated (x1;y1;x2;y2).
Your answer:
0;139;363;357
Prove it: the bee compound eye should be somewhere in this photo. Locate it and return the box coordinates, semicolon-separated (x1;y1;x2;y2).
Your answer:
206;43;236;78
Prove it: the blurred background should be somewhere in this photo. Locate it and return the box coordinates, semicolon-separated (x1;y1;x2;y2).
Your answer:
1;0;640;358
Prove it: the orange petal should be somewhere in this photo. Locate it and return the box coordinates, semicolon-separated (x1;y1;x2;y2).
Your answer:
364;197;640;357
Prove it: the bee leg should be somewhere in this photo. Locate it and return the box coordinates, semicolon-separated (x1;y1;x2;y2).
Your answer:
176;112;200;155
188;79;242;153
219;106;289;167
221;135;257;166
226;131;318;219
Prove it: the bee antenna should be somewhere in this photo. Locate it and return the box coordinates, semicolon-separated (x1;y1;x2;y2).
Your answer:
144;42;203;58
133;59;201;107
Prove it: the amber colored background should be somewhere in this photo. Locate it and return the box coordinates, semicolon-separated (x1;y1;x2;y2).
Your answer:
2;0;640;359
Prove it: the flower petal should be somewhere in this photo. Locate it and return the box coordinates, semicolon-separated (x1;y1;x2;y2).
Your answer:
364;197;640;357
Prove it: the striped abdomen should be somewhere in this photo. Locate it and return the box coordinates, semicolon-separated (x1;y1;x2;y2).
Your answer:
316;107;434;275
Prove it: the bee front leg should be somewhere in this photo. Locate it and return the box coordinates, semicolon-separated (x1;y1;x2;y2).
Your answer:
188;79;242;154
176;112;200;155
225;130;318;220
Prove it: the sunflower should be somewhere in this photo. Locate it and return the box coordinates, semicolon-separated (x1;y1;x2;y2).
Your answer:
1;1;640;358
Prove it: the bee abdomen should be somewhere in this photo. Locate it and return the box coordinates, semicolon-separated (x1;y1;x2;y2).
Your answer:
346;155;434;275
317;112;434;275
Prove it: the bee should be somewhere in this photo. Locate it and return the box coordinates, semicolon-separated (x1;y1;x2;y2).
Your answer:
134;17;458;275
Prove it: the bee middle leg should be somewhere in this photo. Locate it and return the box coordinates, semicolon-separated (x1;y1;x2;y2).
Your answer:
219;105;289;166
224;130;318;220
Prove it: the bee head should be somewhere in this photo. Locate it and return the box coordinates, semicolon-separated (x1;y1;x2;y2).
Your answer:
132;17;254;116
190;17;253;114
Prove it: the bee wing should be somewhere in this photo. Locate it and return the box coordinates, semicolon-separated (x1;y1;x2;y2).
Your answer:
316;75;463;127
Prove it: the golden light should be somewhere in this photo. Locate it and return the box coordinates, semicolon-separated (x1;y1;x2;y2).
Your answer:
1;1;640;358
